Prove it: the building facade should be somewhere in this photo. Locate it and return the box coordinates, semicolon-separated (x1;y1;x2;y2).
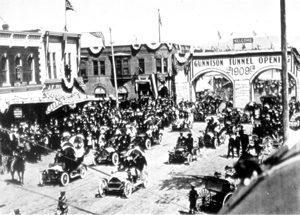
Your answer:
80;43;181;101
0;25;85;126
173;47;300;108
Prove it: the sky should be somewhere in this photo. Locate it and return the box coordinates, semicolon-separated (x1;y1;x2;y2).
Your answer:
0;0;300;46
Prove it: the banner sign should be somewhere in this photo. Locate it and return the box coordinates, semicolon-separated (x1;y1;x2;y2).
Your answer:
176;82;190;103
233;38;253;44
13;107;23;118
235;80;250;108
193;55;292;80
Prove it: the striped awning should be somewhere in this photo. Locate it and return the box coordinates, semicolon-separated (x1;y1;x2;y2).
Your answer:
44;87;95;114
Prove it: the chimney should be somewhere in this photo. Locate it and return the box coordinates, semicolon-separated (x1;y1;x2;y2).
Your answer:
2;24;9;30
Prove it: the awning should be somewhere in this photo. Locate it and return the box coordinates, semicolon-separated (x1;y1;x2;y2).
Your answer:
117;86;128;94
44;87;95;114
95;87;106;94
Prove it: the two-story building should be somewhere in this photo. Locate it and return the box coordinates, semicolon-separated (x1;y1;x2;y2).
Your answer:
0;25;90;127
80;43;186;101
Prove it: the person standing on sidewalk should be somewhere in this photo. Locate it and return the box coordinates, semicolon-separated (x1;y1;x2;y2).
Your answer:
56;191;68;215
188;184;199;214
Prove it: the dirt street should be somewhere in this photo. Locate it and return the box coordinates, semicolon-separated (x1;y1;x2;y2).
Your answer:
0;122;246;215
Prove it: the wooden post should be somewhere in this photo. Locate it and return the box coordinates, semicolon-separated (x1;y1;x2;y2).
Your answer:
281;0;289;142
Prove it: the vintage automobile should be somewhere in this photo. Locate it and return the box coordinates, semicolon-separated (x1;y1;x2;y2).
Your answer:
97;147;148;198
39;137;87;187
197;175;236;212
168;139;200;164
136;126;163;150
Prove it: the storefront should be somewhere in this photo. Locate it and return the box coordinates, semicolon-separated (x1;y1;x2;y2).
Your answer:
185;48;300;108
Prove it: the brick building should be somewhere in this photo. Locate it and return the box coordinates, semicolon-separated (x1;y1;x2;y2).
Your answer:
80;43;181;101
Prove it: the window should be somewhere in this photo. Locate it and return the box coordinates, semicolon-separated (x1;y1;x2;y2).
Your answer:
47;53;51;79
163;58;168;73
123;59;129;75
15;55;22;83
28;56;33;83
79;61;87;78
0;56;7;86
156;59;162;73
93;60;99;76
138;59;145;74
52;53;57;79
100;60;105;75
116;59;122;75
94;87;106;100
115;58;130;75
68;53;71;69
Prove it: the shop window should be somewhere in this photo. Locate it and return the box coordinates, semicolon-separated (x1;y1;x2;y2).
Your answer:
93;60;99;76
0;55;7;86
138;59;145;74
118;86;128;100
156;59;162;73
47;53;51;79
100;60;105;75
163;58;168;73
52;53;57;79
94;87;107;100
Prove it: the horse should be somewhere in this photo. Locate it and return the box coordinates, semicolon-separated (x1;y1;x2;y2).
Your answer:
6;154;26;185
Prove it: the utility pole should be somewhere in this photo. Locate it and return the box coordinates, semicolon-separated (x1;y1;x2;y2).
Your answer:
110;27;119;109
281;0;289;142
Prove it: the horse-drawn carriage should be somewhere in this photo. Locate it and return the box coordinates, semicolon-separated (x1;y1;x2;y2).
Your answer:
97;146;148;198
39;134;87;187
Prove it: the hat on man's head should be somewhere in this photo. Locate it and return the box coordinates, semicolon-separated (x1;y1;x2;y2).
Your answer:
60;191;66;195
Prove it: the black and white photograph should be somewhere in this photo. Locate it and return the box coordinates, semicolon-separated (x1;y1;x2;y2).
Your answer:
1;0;300;214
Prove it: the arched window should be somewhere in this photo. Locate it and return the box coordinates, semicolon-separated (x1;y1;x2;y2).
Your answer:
28;54;36;84
118;86;128;101
1;55;7;86
94;86;107;100
15;54;22;84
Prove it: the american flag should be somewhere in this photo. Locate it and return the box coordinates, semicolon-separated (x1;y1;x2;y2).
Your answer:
158;9;163;27
253;31;257;36
90;32;105;47
66;0;74;11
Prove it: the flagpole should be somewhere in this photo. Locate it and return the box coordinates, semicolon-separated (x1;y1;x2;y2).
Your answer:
158;9;161;43
65;0;67;32
280;0;289;142
110;27;119;109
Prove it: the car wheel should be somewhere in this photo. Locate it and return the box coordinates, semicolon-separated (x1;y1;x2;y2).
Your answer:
197;188;211;211
98;179;108;197
142;172;149;188
39;173;45;186
123;181;132;198
111;152;119;166
222;192;233;206
80;165;87;179
187;154;192;164
60;172;70;187
213;139;218;148
158;134;163;145
145;138;151;149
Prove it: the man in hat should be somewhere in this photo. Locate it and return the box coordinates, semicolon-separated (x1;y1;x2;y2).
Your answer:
186;133;194;154
14;209;21;215
56;191;68;215
188;183;199;214
227;133;235;159
177;132;186;147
